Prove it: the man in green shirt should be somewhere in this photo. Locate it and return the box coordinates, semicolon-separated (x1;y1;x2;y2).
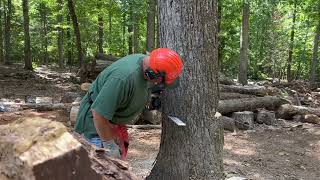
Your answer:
75;48;183;159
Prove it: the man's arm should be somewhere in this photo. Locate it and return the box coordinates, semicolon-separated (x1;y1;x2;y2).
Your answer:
91;109;114;141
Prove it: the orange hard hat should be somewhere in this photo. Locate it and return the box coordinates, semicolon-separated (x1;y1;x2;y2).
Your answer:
149;48;183;84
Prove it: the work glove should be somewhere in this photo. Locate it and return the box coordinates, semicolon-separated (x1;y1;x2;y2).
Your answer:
102;139;121;159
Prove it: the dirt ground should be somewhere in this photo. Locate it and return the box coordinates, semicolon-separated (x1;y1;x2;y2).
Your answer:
1;64;320;180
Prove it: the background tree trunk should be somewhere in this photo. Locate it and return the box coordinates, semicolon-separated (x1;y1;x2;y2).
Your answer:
128;6;133;54
287;0;297;82
0;0;4;63
23;0;32;70
97;0;103;54
147;0;223;179
238;0;250;85
4;0;12;65
108;8;112;52
39;3;49;65
67;0;83;66
146;0;156;52
310;19;320;83
66;14;72;65
132;12;139;53
57;0;64;67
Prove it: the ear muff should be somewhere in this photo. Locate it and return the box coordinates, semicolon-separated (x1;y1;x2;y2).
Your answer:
145;68;165;82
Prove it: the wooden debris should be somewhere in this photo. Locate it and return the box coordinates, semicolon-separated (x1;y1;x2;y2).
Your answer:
232;111;254;130
277;104;320;119
303;114;320;124
221;116;236;132
220;84;268;96
0;117;140;180
218;96;287;114
256;110;276;125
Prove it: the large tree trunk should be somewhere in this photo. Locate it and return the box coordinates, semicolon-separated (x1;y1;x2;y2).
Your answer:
4;0;11;65
310;19;320;83
67;0;83;66
0;0;4;63
57;0;64;67
23;0;32;70
66;14;73;65
147;0;223;179
287;0;297;82
146;0;156;52
238;0;250;85
97;0;104;54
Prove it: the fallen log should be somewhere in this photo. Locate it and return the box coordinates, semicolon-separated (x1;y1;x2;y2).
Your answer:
21;103;71;111
220;84;268;96
218;96;288;114
0;117;139;180
221;116;236;132
220;92;256;100
278;104;320;120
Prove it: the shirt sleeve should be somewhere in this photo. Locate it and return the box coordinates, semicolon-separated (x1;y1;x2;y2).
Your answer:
91;77;125;121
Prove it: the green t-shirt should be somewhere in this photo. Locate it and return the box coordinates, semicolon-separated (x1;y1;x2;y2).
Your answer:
75;54;149;138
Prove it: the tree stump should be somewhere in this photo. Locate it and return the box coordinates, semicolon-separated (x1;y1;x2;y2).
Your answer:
221;116;235;132
232;111;254;130
140;110;162;125
256;110;276;125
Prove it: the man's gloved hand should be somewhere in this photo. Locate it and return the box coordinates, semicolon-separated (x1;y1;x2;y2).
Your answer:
102;140;121;159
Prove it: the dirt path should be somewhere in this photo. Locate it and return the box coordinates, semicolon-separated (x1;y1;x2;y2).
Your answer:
1;64;320;179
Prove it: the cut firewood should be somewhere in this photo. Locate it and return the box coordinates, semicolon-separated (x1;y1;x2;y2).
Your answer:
218;96;288;114
256;110;276;125
221;116;236;132
232;111;254;130
220;84;268;96
278;104;320;120
0;117;139;180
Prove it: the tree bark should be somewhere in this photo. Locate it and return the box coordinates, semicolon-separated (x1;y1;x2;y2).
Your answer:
67;0;83;66
97;0;104;54
22;0;32;70
147;0;223;179
4;0;11;65
278;104;320;119
287;0;297;82
39;3;49;64
66;14;73;65
238;0;250;85
310;19;320;83
218;96;287;114
57;0;64;67
0;0;4;63
146;0;156;52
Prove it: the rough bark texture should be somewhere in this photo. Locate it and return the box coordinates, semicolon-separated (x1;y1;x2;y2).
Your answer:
238;0;249;85
0;117;139;180
310;19;320;83
4;0;11;65
278;104;320;119
57;0;64;67
23;0;32;70
147;0;224;179
146;0;156;52
97;0;104;54
67;0;83;66
287;0;297;82
232;111;254;130
218;96;287;114
0;0;4;63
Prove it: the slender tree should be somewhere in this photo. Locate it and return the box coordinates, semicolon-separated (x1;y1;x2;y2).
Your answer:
4;0;12;65
132;11;139;53
97;0;104;54
310;19;320;83
287;0;297;82
0;0;4;63
128;5;133;54
108;2;112;52
67;0;83;66
23;0;32;70
147;0;223;179
146;0;156;52
238;0;250;85
39;3;49;64
57;0;64;67
66;14;73;65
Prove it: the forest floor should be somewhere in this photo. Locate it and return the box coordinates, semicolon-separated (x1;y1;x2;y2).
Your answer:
0;64;320;180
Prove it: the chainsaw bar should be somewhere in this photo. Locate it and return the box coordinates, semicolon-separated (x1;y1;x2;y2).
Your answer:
168;115;186;126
